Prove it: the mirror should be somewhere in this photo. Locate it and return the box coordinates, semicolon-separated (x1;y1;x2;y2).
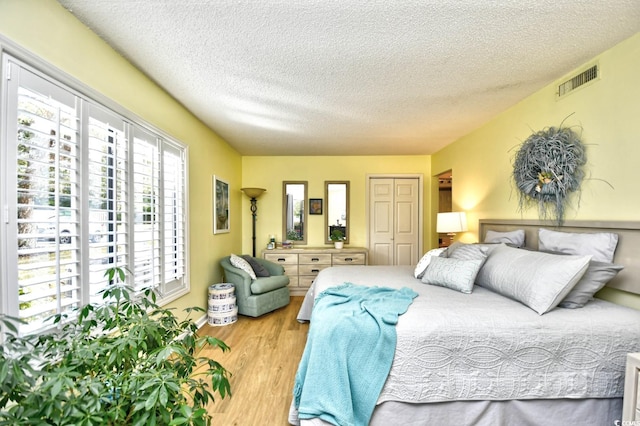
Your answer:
283;181;308;244
325;181;349;244
437;170;452;247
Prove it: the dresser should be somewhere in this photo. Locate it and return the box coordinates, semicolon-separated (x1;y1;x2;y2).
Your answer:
623;352;640;421
263;247;368;296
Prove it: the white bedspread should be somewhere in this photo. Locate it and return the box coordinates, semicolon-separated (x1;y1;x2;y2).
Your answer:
298;265;640;404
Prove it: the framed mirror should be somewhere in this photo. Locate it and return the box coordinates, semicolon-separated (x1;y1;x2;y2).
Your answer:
325;181;349;244
283;181;308;244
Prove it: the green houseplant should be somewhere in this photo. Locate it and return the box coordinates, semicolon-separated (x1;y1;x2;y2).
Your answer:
0;267;230;426
330;229;345;249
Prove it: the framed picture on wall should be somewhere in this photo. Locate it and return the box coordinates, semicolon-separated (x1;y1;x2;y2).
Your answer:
309;198;323;215
213;175;230;234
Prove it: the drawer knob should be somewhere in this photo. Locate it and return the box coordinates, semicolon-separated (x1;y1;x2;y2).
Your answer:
311;269;319;273
345;257;353;262
311;257;319;262
277;258;286;262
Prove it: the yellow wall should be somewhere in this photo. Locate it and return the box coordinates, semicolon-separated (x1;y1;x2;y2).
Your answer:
242;156;431;253
2;1;637;311
432;32;640;309
0;0;243;314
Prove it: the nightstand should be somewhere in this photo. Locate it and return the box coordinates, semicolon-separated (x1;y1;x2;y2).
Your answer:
623;353;640;421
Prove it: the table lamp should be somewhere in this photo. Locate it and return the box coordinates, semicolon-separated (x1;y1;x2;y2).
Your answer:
436;211;468;246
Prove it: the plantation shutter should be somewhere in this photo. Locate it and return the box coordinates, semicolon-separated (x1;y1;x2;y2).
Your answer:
161;142;187;296
2;53;189;335
132;127;162;290
86;104;129;301
10;65;82;333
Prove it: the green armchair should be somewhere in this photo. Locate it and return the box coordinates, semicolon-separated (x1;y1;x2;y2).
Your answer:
220;255;290;317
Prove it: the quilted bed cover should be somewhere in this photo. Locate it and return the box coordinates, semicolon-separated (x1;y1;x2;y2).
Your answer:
297;265;640;404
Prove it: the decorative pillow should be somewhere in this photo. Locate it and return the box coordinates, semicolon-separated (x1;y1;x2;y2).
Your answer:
448;243;491;261
242;255;271;277
484;229;525;247
414;248;446;279
475;244;590;315
421;256;485;294
444;242;502;260
230;253;257;279
559;261;624;308
538;228;618;263
441;241;463;258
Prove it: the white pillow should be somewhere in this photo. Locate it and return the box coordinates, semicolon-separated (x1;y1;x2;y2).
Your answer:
484;229;525;247
538;228;618;263
414;248;446;279
230;253;257;279
421;256;485;294
475;244;590;315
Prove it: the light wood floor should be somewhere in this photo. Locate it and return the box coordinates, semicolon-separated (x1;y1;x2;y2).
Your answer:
199;296;309;426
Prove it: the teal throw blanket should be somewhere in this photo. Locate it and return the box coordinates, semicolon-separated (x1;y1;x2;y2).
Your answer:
293;283;418;426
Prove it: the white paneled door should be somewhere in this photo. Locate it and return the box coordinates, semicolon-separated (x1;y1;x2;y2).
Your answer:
368;177;421;265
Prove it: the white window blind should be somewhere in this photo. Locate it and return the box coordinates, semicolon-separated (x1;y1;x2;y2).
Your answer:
1;53;189;335
13;69;81;334
161;143;186;297
86;104;129;304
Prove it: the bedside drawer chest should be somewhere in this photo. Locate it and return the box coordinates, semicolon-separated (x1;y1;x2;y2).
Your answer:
624;352;640;421
263;247;368;296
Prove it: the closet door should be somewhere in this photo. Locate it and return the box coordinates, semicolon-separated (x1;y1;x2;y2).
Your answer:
368;178;420;265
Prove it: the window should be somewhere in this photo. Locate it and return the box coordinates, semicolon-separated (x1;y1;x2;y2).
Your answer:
1;53;188;335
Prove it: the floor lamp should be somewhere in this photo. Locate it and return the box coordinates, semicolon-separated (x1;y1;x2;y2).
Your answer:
436;211;468;246
241;187;266;257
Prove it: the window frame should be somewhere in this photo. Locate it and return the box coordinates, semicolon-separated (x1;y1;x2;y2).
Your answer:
0;40;190;334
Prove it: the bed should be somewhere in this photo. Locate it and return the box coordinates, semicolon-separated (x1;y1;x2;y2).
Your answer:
288;220;640;426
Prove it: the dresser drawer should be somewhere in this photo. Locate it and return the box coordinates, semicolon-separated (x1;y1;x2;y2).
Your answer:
281;264;299;277
332;253;366;265
299;275;316;288
299;253;332;264
299;264;331;276
264;253;298;264
287;275;299;288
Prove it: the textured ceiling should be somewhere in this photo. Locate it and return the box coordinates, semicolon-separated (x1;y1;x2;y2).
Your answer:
57;1;640;156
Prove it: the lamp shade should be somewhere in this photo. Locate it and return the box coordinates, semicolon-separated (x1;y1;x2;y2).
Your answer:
437;212;468;233
241;187;266;199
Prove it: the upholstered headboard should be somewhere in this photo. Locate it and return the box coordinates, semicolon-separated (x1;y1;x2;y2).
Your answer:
479;219;640;295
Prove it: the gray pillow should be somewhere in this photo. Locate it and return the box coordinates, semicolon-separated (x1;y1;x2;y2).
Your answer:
421;256;485;294
559;261;624;308
448;243;491;261
484;229;525;247
475;244;590;315
538;228;618;263
444;242;502;261
242;255;271;277
441;241;463;258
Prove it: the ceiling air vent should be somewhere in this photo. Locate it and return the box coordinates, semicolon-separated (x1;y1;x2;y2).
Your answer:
557;64;599;98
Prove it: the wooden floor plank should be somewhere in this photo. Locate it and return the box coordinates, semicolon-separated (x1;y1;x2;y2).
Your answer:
199;296;308;425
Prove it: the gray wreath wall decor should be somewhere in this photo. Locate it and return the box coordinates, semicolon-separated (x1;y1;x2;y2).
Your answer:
512;124;587;226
